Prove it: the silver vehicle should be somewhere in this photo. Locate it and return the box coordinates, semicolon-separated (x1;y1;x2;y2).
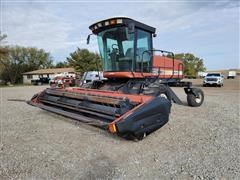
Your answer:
80;71;107;85
203;72;224;87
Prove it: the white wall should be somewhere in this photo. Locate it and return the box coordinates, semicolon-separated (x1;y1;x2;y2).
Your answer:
49;74;55;79
23;74;39;84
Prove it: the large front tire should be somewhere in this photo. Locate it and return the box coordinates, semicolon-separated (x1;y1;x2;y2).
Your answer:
187;89;204;107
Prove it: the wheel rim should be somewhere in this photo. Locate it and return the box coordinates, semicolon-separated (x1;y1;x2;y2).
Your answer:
195;94;202;103
160;93;168;99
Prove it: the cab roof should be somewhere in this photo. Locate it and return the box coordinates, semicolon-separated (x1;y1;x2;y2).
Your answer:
89;17;156;34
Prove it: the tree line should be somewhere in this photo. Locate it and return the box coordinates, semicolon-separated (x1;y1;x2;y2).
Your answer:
0;47;101;84
0;46;53;84
175;53;206;78
0;34;102;84
0;33;205;84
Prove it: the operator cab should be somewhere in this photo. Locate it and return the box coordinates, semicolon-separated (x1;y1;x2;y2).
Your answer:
89;17;156;76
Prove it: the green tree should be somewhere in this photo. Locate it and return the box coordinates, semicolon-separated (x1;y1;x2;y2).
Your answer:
0;46;53;84
55;61;69;68
0;32;9;82
0;32;7;42
174;53;206;77
67;48;102;74
0;32;8;58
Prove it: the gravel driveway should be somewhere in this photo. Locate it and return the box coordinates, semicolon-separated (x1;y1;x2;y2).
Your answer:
0;78;239;179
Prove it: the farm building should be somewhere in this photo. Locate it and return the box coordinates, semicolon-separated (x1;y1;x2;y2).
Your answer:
22;68;75;84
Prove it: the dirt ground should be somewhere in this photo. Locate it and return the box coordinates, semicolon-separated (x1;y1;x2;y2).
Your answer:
0;78;239;179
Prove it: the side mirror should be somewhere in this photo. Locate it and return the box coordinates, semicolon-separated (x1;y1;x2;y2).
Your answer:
153;33;157;37
87;34;93;44
128;23;135;34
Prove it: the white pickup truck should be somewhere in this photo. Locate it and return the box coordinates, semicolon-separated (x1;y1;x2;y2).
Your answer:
203;72;224;87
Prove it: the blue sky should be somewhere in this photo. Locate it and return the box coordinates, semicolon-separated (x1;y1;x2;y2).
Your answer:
1;0;239;70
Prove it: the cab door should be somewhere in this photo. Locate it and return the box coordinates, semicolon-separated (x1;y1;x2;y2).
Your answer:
135;29;152;72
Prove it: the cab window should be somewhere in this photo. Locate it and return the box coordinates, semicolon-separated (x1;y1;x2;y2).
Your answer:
136;29;151;72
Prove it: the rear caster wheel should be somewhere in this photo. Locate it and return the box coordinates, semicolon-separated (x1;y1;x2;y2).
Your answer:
159;93;171;101
187;89;204;107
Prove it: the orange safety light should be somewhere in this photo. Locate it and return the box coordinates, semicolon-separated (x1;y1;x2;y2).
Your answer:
109;123;117;133
110;19;117;25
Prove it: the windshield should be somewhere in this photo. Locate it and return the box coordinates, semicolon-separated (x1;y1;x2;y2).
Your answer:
206;73;220;77
97;27;134;72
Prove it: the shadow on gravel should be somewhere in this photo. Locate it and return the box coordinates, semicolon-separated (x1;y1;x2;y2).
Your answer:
39;109;125;141
81;155;118;180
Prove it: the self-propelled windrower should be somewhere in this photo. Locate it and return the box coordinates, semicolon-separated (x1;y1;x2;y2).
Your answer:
28;17;204;140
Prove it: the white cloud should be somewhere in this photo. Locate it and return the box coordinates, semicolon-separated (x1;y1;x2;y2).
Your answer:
1;1;239;69
4;4;73;52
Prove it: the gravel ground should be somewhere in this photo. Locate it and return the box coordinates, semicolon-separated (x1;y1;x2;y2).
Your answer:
0;78;239;179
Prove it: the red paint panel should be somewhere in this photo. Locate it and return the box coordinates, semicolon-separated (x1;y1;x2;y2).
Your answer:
152;55;183;70
63;87;153;103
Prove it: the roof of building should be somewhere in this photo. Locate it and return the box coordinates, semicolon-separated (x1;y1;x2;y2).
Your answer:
22;68;75;75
